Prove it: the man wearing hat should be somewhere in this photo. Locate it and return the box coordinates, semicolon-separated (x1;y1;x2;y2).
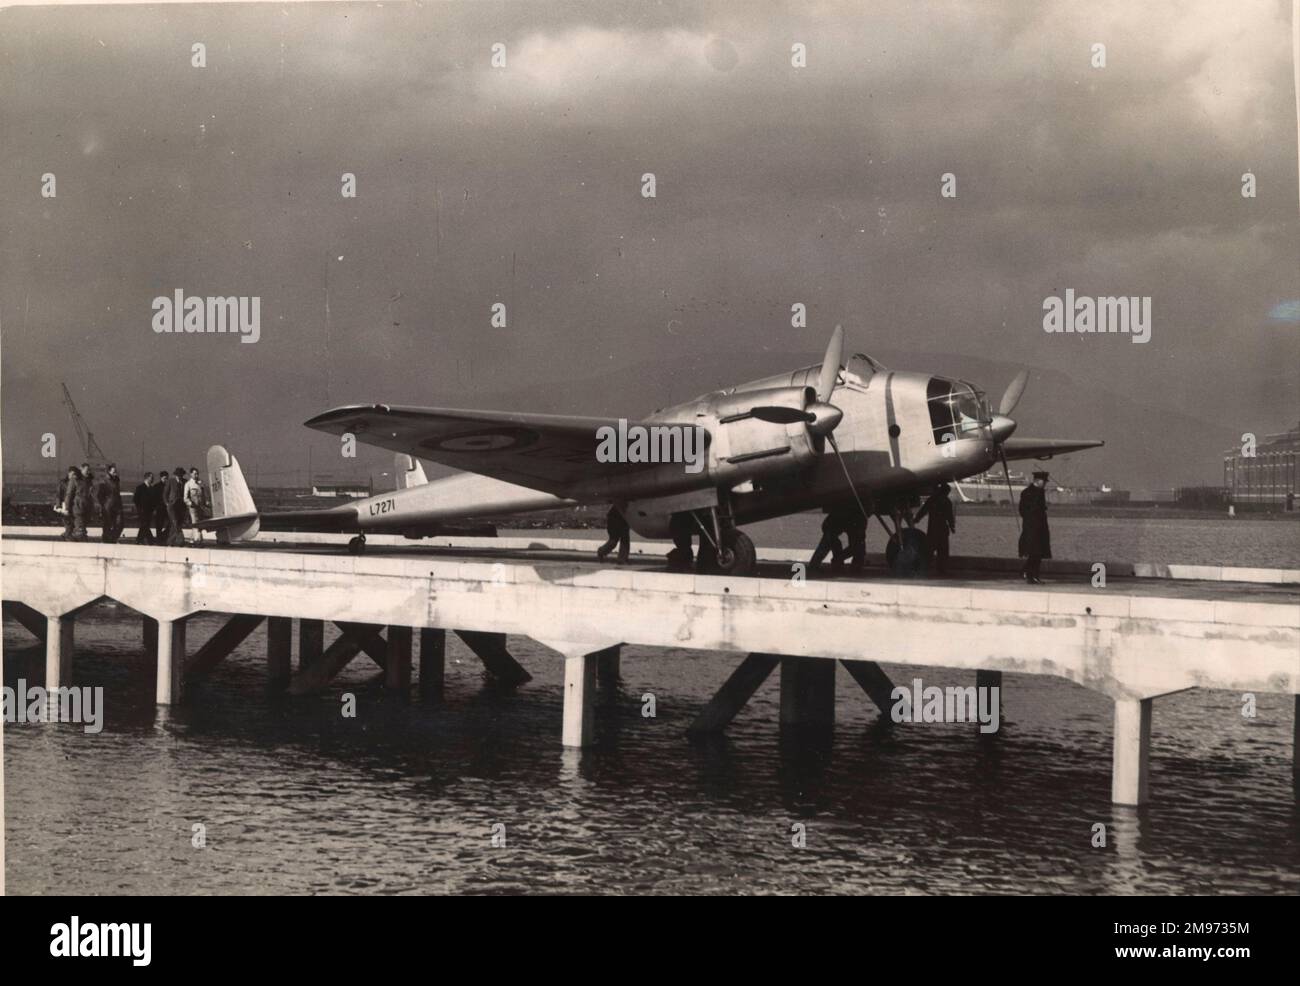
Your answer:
915;482;957;576
1018;470;1052;584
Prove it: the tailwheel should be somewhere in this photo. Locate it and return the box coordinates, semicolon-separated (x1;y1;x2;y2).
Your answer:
699;529;757;577
347;534;367;555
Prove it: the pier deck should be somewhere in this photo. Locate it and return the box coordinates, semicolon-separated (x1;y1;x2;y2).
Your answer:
2;529;1296;806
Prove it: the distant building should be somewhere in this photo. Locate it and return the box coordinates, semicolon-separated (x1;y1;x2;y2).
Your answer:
310;482;371;499
1223;423;1298;511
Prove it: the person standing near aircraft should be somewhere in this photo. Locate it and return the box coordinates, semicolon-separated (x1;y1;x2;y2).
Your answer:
596;505;631;563
184;467;206;543
153;467;170;542
666;512;695;571
809;508;847;572
842;506;868;574
71;464;94;541
133;472;155;544
1018;470;1052;584
58;465;78;539
915;483;956;576
163;467;186;546
97;463;124;543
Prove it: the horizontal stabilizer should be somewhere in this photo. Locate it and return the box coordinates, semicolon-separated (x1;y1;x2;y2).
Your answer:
1001;437;1104;461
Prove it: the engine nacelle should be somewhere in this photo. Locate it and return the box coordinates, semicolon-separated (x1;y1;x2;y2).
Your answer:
703;386;820;488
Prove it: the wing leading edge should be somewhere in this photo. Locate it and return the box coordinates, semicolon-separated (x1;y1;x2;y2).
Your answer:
1000;437;1104;460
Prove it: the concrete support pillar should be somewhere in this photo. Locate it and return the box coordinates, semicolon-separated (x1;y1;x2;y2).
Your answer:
779;657;836;729
840;659;897;715
188;613;265;677
976;669;1002;692
688;653;780;734
419;628;445;702
299;619;324;669
562;653;597;748
143;616;158;658
156;618;187;706
456;630;531;686
267;617;292;687
595;645;621;686
1112;697;1153;806
977;669;1003;728
44;615;74;691
3;601;47;641
1293;694;1299;782
386;626;412;694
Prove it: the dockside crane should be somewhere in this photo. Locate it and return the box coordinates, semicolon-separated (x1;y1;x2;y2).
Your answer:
60;382;109;465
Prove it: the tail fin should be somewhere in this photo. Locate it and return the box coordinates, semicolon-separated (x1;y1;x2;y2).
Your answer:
395;453;428;489
205;444;261;542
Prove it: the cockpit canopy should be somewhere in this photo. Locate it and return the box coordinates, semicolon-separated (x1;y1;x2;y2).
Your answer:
927;377;991;443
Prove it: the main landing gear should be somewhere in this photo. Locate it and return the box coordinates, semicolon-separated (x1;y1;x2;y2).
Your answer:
879;506;926;577
683;500;758;577
347;534;367;555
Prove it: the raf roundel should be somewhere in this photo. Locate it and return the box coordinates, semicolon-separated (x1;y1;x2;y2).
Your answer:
425;427;540;453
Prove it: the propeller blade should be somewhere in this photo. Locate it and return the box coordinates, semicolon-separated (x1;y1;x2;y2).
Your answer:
999;369;1029;417
750;406;814;425
816;324;845;403
999;446;1021;533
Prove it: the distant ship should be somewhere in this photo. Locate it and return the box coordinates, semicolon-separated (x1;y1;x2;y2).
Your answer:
953;470;1129;504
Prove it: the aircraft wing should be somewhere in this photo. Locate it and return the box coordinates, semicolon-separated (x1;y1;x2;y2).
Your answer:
304;404;705;498
1001;437;1104;460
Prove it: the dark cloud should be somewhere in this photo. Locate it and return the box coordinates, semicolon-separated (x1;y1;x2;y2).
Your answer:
2;0;1296;489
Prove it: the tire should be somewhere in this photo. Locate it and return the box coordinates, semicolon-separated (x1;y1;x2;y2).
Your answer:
700;529;757;577
347;536;366;555
887;528;926;576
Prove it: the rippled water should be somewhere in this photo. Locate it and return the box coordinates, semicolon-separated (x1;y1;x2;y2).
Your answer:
5;601;1298;895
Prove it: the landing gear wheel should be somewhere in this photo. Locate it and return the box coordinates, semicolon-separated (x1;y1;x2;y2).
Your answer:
698;530;756;577
347;535;367;555
886;528;926;576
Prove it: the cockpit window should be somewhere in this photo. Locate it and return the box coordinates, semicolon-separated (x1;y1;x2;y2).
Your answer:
928;377;990;444
845;353;884;387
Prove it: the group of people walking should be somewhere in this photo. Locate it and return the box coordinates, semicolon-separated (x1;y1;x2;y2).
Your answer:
58;464;209;546
806;471;1050;581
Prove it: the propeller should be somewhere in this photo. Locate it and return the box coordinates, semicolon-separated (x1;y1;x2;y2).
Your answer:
749;324;846;435
750;325;869;522
990;371;1027;532
999;369;1029;417
998;444;1021;533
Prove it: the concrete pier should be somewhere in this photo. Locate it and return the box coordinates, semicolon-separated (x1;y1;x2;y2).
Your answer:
419;628;445;701
1112;698;1154;806
45;615;73;692
156;618;186;706
2;533;1296;804
561;651;598;748
267;616;292;687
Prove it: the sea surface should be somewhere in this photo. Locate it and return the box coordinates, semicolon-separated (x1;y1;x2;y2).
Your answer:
3;514;1298;895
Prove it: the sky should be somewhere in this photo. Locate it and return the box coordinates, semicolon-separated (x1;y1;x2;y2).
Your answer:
1;0;1297;490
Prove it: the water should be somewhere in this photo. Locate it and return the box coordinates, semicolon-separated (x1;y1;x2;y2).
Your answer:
704;512;1300;570
4;516;1298;895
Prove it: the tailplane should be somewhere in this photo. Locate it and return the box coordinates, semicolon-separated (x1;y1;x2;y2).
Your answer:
204;444;261;542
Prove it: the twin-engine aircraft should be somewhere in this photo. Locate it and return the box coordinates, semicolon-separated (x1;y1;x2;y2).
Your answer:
205;327;1102;575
